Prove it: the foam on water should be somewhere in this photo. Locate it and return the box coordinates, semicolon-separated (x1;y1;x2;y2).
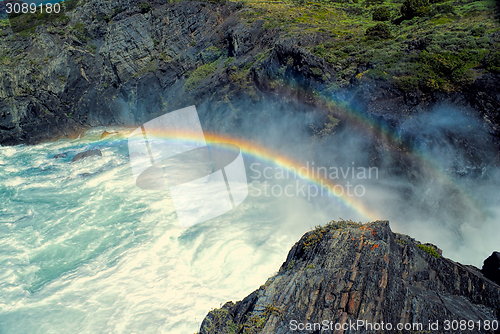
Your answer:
2;125;496;333
0;128;337;333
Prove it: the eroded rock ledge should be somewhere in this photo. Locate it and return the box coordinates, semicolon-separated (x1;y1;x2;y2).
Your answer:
199;220;500;333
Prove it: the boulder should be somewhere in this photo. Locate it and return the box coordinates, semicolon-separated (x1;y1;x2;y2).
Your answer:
100;130;112;139
53;152;68;159
71;149;102;162
482;251;500;285
100;130;118;139
200;220;500;334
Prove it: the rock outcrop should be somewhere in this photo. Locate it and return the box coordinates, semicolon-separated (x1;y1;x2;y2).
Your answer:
71;148;102;162
1;0;500;150
53;152;68;159
200;220;500;333
482;252;500;286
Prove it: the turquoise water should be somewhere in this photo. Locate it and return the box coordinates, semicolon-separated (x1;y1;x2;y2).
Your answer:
0;127;335;333
1;126;498;333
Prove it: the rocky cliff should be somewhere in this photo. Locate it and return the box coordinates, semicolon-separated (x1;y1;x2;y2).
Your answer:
199;220;500;333
1;0;500;149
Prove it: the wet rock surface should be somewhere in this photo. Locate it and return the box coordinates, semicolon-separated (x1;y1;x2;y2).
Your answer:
200;220;500;333
71;149;102;162
53;152;68;159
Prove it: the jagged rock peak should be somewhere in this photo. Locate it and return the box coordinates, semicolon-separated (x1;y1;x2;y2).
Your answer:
200;220;500;334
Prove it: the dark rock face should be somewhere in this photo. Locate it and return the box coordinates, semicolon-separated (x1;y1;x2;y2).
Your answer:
0;2;7;21
200;220;500;333
482;252;500;286
1;0;499;149
53;152;68;159
71;149;102;162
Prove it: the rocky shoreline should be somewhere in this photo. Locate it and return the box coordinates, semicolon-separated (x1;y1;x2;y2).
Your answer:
199;220;500;333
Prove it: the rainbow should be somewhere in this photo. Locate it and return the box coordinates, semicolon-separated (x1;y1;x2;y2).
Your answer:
312;91;486;219
93;81;485;223
258;81;486;220
107;128;381;220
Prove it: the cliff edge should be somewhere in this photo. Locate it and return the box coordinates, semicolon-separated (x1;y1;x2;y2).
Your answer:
199;220;500;333
1;0;500;148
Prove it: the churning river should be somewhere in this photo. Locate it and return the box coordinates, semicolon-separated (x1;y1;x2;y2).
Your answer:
0;125;497;333
0;127;351;333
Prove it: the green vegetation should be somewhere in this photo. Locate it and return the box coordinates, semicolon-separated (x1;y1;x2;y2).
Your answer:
201;308;241;334
372;7;391;21
201;45;223;62
237;0;500;92
401;0;431;19
417;244;441;258
56;15;70;25
366;23;391;39
2;0;498;99
0;55;12;66
87;43;97;54
72;22;85;34
0;19;10;29
135;60;158;77
185;61;218;91
239;303;282;333
63;0;82;12
19;26;36;38
139;2;153;13
303;227;327;251
224;57;235;67
303;219;362;251
159;52;173;62
8;0;83;36
97;6;124;22
487;52;500;73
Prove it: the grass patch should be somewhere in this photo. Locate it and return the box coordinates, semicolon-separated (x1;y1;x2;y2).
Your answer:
303;219;362;251
0;19;10;28
430;15;454;25
202;307;241;334
236;0;500;92
0;55;12;66
135;60;158;77
185;61;218;91
72;22;85;34
8;0;81;36
19;25;37;38
417;244;441;258
87;43;97;54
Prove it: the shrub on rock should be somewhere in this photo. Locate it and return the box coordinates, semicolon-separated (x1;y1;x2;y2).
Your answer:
138;2;152;13
366;23;391;39
401;0;430;19
373;7;391;21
